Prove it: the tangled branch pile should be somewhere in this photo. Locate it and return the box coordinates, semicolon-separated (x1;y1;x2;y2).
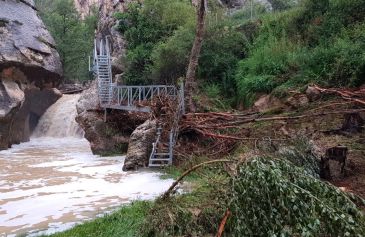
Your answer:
147;86;365;162
313;85;365;106
230;157;365;236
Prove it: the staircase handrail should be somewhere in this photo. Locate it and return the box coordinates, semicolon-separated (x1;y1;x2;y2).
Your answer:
167;81;185;162
149;127;162;162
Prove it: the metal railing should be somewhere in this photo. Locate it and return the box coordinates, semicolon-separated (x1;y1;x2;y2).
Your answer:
109;85;178;112
90;37;113;106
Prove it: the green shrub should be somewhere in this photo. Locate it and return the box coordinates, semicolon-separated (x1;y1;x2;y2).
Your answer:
35;0;97;82
198;22;247;96
235;36;301;105
149;25;195;84
234;0;365;105
204;83;221;98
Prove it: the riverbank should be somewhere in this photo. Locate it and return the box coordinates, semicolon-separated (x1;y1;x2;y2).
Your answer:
42;201;151;237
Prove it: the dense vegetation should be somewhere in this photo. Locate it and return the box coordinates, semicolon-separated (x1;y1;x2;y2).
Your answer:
236;0;365;105
116;0;365;107
35;0;97;82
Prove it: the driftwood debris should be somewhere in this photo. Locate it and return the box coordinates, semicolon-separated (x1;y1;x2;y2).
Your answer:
151;85;364;162
312;85;365;106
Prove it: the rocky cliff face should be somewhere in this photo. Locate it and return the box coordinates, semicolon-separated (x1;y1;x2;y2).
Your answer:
0;0;62;149
74;0;130;76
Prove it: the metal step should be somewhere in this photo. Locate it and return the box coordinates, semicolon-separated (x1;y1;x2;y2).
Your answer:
154;153;170;156
150;158;170;161
148;164;169;167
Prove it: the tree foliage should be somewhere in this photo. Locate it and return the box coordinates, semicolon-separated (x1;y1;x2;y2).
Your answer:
35;0;97;82
115;0;195;84
230;157;365;236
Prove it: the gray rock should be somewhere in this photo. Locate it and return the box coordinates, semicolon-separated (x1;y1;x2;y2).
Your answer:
114;73;124;85
0;0;62;78
75;80;133;155
76;81;99;114
0;0;62;149
253;94;285;112
74;0;128;79
0;79;25;117
9;88;62;145
123;119;157;171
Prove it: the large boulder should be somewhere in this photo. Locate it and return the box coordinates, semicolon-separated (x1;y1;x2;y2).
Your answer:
123;119;157;171
0;0;62;81
76;82;111;153
75;81;142;155
0;0;62;149
253;94;286;113
306;86;321;102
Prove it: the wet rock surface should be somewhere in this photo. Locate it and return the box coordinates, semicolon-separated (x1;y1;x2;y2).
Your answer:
0;0;62;149
123;119;157;171
75;81;147;155
76;82;111;154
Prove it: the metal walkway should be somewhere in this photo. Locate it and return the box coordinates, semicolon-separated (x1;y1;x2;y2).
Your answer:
90;37;184;167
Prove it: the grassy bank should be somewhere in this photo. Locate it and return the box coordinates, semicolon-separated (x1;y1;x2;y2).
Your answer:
43;201;151;237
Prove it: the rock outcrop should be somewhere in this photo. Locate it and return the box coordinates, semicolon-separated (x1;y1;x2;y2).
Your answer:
0;0;62;149
74;0;129;76
123;119;157;171
76;81;111;154
75;81;147;155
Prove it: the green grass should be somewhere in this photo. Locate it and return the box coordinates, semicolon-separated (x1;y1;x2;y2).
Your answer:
43;201;151;237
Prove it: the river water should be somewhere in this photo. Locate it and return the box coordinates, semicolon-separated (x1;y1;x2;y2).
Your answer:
0;95;174;237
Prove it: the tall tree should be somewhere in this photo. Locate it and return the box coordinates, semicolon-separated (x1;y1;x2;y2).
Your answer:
185;0;207;112
35;0;97;82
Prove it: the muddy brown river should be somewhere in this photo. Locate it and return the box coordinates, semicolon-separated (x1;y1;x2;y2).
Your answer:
0;95;173;237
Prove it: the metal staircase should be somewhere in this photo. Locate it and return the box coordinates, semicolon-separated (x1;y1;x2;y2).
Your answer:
90;37;185;168
91;37;113;106
148;82;185;167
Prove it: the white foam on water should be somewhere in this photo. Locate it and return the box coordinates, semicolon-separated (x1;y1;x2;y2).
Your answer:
0;95;174;236
0;137;173;236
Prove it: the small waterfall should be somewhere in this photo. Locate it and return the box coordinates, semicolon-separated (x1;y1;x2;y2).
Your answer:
32;94;84;138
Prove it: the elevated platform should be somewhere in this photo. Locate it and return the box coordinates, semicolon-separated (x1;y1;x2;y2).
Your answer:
91;37;184;168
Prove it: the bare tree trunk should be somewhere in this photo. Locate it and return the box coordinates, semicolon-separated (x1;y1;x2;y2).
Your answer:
185;0;206;112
